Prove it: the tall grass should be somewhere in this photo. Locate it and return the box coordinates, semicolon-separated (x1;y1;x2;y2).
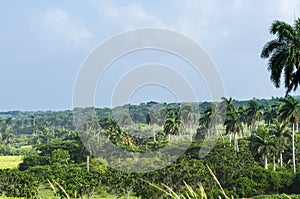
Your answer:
146;165;231;199
47;179;70;199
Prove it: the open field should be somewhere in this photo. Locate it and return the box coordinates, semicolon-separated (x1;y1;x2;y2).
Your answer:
0;156;23;169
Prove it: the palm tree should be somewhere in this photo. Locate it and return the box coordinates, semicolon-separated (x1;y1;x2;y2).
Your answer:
182;104;195;141
221;97;237;142
261;18;300;95
251;125;276;169
31;115;36;135
247;100;263;133
2;129;14;148
224;106;243;152
263;106;273;125
199;106;210;128
221;97;234;118
238;106;247;124
238;106;248;135
199;106;212;138
271;99;282;121
278;95;299;173
269;120;291;167
164;107;182;140
146;112;156;142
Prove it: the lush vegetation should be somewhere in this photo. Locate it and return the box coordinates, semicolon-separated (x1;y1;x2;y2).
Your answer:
0;18;300;198
0;95;300;198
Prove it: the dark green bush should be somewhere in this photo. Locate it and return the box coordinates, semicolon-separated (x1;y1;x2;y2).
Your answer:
0;169;39;198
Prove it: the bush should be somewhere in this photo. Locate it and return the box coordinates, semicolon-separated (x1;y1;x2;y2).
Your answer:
288;173;300;194
0;169;39;198
251;166;281;195
228;177;256;197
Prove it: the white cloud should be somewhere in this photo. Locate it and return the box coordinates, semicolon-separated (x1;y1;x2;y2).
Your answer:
91;1;165;29
43;8;92;43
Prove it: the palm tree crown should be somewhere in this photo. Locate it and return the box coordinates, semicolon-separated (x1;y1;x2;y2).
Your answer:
261;18;300;95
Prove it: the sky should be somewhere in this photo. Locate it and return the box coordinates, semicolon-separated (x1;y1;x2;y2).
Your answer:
1;0;300;111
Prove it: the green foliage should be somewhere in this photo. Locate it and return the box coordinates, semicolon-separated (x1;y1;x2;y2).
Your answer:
51;166;102;199
2;96;300;198
0;169;39;198
261;18;300;94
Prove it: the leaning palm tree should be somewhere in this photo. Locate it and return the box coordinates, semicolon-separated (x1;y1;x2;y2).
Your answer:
261;18;300;95
278;95;299;173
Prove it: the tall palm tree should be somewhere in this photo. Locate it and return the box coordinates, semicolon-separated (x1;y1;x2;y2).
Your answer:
199;104;222;138
2;129;14;148
251;125;276;170
271;99;282;121
278;95;299;173
237;105;248;135
263;106;273;125
261;18;300;95
222;97;237;142
238;106;247;125
31;115;36;135
269;120;291;167
221;97;234;114
224;106;243;152
199;106;211;129
247;100;263;133
164;107;182;140
182;104;195;141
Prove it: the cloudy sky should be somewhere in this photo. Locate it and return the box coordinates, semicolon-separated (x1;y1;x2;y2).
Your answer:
1;0;300;111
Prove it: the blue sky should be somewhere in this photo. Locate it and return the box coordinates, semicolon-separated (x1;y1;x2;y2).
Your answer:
1;0;300;111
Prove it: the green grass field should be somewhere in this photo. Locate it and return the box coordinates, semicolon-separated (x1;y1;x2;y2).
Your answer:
0;155;23;169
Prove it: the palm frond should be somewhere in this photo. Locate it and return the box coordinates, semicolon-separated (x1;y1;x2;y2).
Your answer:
270;20;295;41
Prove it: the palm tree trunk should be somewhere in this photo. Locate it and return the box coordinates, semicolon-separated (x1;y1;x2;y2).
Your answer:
153;125;156;143
189;123;192;141
87;155;90;172
264;154;268;169
221;135;225;145
280;150;283;167
234;132;239;152
229;133;232;147
273;154;276;171
126;190;130;199
292;123;296;174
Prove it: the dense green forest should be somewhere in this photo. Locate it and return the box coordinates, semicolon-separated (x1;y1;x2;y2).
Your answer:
0;96;300;198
